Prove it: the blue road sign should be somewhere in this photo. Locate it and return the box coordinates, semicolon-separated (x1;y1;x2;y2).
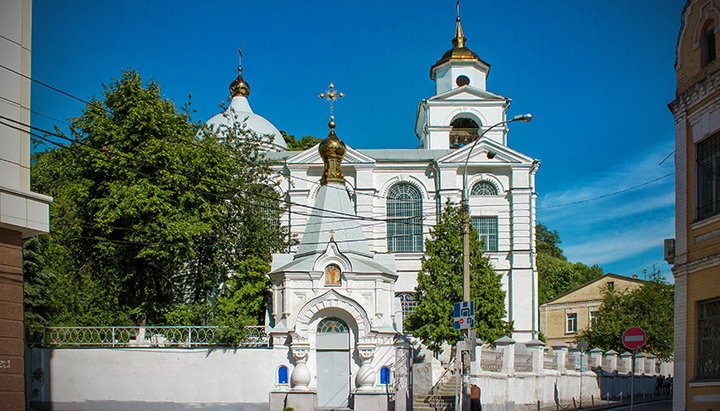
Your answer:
453;301;475;329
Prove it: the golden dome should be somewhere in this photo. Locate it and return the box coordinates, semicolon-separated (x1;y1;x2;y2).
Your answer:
319;116;347;185
431;17;489;71
229;70;251;97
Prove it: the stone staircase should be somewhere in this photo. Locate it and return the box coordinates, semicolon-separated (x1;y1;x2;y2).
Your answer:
413;372;459;411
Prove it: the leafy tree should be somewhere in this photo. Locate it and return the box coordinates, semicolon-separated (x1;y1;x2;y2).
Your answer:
536;223;603;303
281;130;322;151
28;70;289;327
405;202;511;354
578;270;674;360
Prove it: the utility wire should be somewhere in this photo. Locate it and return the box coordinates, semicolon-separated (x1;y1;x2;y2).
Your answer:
538;172;674;209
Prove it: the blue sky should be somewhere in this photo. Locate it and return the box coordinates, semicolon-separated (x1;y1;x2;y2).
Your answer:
28;1;684;280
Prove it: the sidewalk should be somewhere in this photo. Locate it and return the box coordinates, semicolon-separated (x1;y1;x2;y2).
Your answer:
517;395;672;410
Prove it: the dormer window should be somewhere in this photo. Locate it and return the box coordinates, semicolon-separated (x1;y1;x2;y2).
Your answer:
449;117;480;149
703;23;717;66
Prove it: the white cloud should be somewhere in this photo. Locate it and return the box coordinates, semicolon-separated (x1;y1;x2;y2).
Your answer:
539;143;674;209
563;217;674;266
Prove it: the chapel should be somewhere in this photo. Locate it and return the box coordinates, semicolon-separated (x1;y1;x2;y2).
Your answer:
203;13;540;410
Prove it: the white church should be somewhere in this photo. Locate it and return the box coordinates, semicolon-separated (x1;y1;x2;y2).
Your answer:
203;15;540;410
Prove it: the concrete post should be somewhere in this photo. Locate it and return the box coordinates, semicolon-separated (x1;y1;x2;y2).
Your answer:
552;342;568;373
619;352;633;374
645;354;657;376
567;347;579;372
589;348;603;370
494;336;515;375
603;350;618;373
525;339;544;373
634;352;645;375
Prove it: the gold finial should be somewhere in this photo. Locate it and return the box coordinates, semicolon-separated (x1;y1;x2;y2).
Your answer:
229;48;251;97
329;229;336;241
452;10;466;49
319;115;346;185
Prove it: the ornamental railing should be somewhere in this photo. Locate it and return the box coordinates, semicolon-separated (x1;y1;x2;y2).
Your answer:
543;351;557;370
514;352;533;372
480;349;503;372
26;326;269;348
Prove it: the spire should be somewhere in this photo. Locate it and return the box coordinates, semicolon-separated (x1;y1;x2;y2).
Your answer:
229;48;251;97
452;16;466;49
319;116;346;185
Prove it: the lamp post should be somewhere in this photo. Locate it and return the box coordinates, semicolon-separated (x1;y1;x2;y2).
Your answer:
460;113;532;411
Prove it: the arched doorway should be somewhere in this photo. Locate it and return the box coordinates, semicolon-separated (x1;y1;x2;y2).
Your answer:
316;317;350;408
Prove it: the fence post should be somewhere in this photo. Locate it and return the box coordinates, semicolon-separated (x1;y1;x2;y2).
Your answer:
552;342;568;373
494;336;515;375
589;348;603;370
619;352;633;374
603;349;618;373
645;354;657;376
525;338;544;373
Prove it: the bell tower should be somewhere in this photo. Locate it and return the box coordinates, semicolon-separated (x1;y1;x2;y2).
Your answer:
415;12;510;149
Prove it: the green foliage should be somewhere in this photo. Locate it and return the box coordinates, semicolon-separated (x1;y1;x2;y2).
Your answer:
536;223;603;303
281;130;322;151
405;202;511;354
27;70;289;327
578;270;674;360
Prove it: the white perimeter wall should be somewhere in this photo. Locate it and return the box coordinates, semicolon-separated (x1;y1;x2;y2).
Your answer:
27;348;274;410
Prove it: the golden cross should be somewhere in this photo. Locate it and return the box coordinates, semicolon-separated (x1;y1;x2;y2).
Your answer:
329;229;336;241
318;83;345;115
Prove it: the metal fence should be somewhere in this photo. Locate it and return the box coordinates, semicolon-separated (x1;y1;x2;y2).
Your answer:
514;352;533;372
481;349;503;372
26;326;269;348
543;351;557;370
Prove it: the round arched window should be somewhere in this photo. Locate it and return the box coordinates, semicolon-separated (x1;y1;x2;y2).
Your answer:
449;117;480;149
471;181;498;196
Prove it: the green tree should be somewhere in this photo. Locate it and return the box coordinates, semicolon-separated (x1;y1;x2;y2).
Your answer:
578;270;674;360
405;202;511;354
28;70;289;326
536;223;603;303
281;130;322;151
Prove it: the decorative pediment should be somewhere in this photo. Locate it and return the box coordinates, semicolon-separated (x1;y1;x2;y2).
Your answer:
285;144;376;165
428;86;507;102
437;137;535;165
294;290;372;339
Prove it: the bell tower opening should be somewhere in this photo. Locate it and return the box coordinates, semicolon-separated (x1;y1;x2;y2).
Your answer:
449;117;480;149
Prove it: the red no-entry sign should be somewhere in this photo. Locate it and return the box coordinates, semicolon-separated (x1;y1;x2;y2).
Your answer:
622;327;647;350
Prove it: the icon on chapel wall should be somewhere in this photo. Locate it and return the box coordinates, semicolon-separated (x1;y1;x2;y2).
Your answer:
325;264;341;286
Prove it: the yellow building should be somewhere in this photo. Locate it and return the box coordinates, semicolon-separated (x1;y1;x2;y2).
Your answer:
539;274;645;346
668;1;720;409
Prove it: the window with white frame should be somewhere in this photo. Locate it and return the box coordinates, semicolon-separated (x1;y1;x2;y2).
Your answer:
566;312;578;334
387;183;423;252
471;216;498;251
471;181;498;196
589;311;599;329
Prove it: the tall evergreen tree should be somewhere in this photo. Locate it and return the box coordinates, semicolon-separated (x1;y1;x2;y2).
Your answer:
405;202;511;354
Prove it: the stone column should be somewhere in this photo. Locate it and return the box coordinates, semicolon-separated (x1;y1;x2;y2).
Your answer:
634;353;645;375
619;352;633;374
525;339;544;373
603;350;618;373
552;342;568;373
589;348;603;370
290;344;311;390
355;344;376;390
495;336;515;375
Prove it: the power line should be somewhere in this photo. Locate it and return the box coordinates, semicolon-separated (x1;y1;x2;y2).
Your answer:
538;173;674;210
0;94;71;126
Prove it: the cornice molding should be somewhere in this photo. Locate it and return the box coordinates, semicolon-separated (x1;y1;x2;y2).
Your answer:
669;69;720;118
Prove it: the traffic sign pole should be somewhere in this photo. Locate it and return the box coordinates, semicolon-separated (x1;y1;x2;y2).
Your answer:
630;349;635;411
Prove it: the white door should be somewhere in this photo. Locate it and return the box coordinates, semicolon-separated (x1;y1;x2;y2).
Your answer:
316;318;350;408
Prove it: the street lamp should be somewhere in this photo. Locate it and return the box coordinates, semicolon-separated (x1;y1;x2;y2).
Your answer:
459;113;532;411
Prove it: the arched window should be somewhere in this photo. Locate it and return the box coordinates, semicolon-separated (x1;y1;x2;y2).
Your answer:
278;365;289;384
387;183;423;252
449;117;480;149
380;366;391;385
396;292;418;322
318;317;349;333
471;181;498;196
703;21;717;66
